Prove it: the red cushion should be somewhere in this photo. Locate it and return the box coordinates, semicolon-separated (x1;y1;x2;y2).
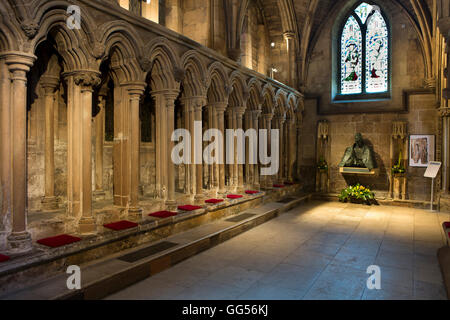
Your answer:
284;182;294;185
273;184;285;188
103;220;138;231
0;254;10;263
444;222;450;229
149;211;177;218
205;199;224;204
178;205;202;211
245;190;259;195
37;234;82;248
227;194;243;199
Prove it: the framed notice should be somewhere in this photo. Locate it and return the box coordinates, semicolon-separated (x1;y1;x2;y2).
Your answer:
409;135;435;168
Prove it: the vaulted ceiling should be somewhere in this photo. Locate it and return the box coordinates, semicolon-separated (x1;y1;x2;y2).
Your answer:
255;0;434;86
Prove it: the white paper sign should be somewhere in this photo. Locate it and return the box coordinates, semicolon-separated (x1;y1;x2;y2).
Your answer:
424;161;441;179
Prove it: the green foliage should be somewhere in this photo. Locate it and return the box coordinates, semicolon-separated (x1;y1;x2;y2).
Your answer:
338;183;375;204
391;150;406;174
317;156;328;171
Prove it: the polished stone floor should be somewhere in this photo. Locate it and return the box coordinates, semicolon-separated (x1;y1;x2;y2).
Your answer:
106;201;449;300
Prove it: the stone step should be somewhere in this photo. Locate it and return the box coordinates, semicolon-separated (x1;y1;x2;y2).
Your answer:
0;192;311;300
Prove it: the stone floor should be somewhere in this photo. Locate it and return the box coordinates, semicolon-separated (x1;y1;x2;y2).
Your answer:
106;201;449;300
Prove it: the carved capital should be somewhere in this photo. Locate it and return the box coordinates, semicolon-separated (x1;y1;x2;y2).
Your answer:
92;43;106;59
73;71;102;89
21;20;39;39
439;107;450;118
138;56;152;73
174;67;186;83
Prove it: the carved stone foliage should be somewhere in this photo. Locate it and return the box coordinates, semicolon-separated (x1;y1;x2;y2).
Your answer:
392;121;407;139
74;71;102;88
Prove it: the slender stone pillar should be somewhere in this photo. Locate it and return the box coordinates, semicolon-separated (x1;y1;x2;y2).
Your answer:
440;108;450;193
251;110;261;188
235;108;245;189
164;92;179;207
194;102;204;200
75;72;101;234
276;116;286;183
127;84;146;214
263;114;273;187
287;119;296;182
94;92;106;198
215;103;227;193
284;32;297;88
41;76;60;210
296;115;303;180
244;112;252;187
226;110;234;188
3;52;36;252
0;58;11;234
207;105;216;190
272;118;280;183
181;101;192;194
153;90;180;206
4;53;35;251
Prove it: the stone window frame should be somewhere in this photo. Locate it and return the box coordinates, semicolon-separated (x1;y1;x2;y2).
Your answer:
332;1;392;104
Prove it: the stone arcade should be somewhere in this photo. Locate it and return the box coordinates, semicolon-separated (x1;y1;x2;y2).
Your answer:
0;0;450;301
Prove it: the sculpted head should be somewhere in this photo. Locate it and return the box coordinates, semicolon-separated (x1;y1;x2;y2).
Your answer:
355;133;363;147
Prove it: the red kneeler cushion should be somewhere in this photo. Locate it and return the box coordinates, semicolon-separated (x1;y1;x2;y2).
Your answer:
37;234;82;248
227;195;243;199
273;184;285;188
444;222;450;229
245;190;259;195
178;205;202;211
149;211;178;218
284;182;294;185
0;254;10;263
205;199;224;204
103;220;138;231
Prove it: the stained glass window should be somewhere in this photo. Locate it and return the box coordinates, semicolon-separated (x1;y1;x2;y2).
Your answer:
339;2;389;97
341;16;362;94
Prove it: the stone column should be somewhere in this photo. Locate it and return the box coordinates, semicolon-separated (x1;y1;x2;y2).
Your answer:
235;108;245;189
41;75;60;210
276;116;286;183
287;119;296;182
75;72;100;234
94;92;106;199
284;32;297;88
251;110;261;188
296;116;303;180
3;52;35;253
263;113;273;187
216;103;227;193
164;91;179;207
207;105;216;190
226;110;234;188
153;90;180;206
181;101;192;194
194;102;204;200
0;57;11;235
244;111;252;187
126;84;146;214
440;108;450;193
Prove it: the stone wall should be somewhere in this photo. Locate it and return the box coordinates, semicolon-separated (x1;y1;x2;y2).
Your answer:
301;1;439;201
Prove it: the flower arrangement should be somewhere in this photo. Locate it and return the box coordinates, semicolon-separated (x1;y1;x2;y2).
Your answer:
391;151;406;174
317;156;328;171
338;183;375;204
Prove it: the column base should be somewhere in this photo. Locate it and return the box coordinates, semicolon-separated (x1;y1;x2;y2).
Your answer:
41;196;59;211
93;190;106;201
165;199;177;211
128;207;143;216
194;193;205;201
78;217;97;235
7;231;33;254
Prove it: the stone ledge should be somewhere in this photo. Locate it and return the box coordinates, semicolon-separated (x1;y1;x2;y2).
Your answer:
0;185;304;295
0;194;311;300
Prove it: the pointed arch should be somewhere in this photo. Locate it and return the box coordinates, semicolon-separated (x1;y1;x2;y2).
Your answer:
261;83;275;114
247;78;263;112
182;50;208;98
207;61;230;104
229;71;249;109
